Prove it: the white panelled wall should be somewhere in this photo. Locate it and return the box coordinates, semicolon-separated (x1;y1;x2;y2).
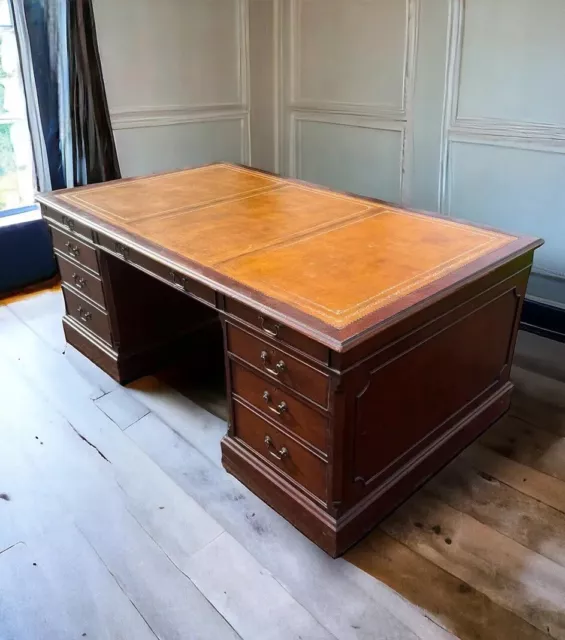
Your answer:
93;0;565;308
92;0;251;177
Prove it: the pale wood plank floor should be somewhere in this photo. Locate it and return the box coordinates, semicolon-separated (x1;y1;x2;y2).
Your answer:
1;287;564;640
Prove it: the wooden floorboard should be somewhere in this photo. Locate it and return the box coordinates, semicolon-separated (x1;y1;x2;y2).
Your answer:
510;390;565;438
380;491;565;638
127;405;437;640
514;331;565;386
6;286;66;352
511;366;565;411
461;444;565;515
346;530;548;640
428;457;565;568
480;415;565;483
0;400;159;640
95;387;150;430
185;532;336;640
0;346;239;640
127;375;228;468
4;287;565;640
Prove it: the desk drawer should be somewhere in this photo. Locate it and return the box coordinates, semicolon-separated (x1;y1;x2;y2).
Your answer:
225;299;329;364
234;400;327;502
227;323;329;408
43;207;94;241
231;363;328;454
51;227;100;274
63;286;112;344
98;233;215;306
56;254;106;308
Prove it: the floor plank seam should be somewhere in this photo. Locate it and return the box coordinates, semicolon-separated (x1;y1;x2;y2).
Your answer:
0;541;26;557
66;419;111;463
509;410;564;438
122;410;152;432
420;487;565;598
372;530;465;637
76;526;161;640
266;570;342;640
130;403;224;470
116;476;226;559
375;523;553;640
464;455;565;517
6;305;65;356
117;499;244;640
88;388;109;401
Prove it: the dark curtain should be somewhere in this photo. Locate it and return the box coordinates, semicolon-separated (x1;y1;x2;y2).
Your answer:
11;0;120;191
1;0;120;294
68;0;120;186
15;0;63;190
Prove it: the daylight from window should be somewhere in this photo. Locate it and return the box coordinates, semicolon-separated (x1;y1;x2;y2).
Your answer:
0;0;34;215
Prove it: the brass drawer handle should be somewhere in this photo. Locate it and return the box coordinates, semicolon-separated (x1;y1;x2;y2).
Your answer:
65;241;80;258
262;391;288;416
260;351;286;377
169;270;188;290
259;315;280;338
72;273;87;289
77;306;92;322
264;435;289;461
115;242;129;260
61;215;75;232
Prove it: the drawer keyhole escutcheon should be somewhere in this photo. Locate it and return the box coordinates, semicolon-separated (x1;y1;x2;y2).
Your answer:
260;350;286;377
77;306;92;323
259;315;280;338
73;274;87;289
65;241;80;258
262;391;288;416
264;435;289;461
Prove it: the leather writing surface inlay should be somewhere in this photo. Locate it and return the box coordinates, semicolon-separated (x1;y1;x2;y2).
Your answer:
133;184;374;266
42;163;517;331
220;209;513;327
59;164;283;222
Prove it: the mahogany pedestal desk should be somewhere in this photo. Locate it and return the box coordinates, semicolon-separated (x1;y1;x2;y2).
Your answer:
37;163;543;557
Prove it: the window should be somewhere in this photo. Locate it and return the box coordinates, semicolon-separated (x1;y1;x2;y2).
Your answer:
0;0;35;219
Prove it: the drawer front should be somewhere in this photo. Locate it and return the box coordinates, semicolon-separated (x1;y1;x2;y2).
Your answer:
42;206;94;241
98;233;215;306
51;227;100;274
234;400;327;502
63;286;112;344
225;298;329;364
231;363;328;454
56;254;106;308
227;323;329;408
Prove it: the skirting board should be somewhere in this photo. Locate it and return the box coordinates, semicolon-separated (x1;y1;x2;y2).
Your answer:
520;298;565;343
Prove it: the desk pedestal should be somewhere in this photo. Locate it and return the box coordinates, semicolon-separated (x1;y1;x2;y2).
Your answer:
220;258;530;556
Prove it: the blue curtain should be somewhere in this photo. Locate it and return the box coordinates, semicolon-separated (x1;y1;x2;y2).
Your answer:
11;0;120;191
16;0;65;191
1;0;120;295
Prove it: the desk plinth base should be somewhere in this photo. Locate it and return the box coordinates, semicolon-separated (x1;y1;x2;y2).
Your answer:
64;317;136;383
222;383;512;557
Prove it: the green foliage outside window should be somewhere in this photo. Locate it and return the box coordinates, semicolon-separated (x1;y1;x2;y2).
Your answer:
0;123;16;186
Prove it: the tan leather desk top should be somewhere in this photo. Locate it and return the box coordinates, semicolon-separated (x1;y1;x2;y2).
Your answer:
37;163;542;350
